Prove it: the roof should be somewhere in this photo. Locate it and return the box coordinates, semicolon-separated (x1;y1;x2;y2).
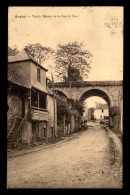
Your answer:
8;80;28;89
31;86;48;94
8;49;48;72
96;103;108;110
8;71;30;89
8;78;48;94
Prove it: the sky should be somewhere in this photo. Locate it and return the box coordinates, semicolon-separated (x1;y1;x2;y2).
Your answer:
8;6;123;82
8;7;123;108
85;97;106;109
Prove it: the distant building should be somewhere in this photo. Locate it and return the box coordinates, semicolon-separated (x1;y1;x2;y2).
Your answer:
7;50;57;149
94;103;109;120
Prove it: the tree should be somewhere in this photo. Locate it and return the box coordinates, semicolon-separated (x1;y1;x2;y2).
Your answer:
55;42;93;82
24;43;54;64
8;46;19;56
72;100;86;116
56;93;85;126
24;43;55;80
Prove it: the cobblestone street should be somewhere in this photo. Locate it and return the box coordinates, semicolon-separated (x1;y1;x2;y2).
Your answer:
7;124;122;188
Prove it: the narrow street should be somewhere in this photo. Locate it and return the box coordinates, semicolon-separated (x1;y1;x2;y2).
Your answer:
7;124;122;188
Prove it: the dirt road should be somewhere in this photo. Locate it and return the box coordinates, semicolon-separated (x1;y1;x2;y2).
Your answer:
7;125;122;188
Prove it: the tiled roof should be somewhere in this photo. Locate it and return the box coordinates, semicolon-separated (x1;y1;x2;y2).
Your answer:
96;103;108;110
8;49;31;62
8;72;30;89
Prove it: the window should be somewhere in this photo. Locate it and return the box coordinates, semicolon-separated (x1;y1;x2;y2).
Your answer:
37;68;41;82
39;93;46;109
31;90;38;107
31;89;47;110
102;109;104;113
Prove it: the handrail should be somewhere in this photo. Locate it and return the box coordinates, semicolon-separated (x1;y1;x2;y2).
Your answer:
7;118;17;138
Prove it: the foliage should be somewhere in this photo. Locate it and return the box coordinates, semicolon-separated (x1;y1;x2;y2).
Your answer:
23;42;92;82
109;106;120;116
56;94;85;125
55;42;93;81
8;46;19;56
64;67;83;82
56;95;71;124
24;43;54;64
72;100;85;116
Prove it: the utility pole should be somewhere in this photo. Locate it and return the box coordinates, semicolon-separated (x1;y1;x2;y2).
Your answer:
51;73;55;140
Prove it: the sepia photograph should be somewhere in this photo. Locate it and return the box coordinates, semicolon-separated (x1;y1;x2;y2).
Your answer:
7;6;123;188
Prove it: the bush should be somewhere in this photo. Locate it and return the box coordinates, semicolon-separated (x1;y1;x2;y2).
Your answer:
56;95;84;125
109;106;120;117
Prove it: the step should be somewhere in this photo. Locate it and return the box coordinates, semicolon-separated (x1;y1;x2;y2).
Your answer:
8;135;17;139
8;138;18;142
7;141;17;145
7;146;16;149
9;133;20;137
7;142;16;148
8;131;20;136
7;142;16;145
8;139;16;142
8;132;20;137
8;140;17;144
7;143;16;148
8;139;17;142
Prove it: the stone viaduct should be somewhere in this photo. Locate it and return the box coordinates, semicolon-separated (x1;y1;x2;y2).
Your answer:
49;80;123;133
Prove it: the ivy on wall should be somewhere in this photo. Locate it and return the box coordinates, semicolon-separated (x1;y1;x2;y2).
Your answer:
56;94;85;125
109;106;121;117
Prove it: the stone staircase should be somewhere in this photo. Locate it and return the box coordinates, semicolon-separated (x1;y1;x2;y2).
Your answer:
7;118;23;150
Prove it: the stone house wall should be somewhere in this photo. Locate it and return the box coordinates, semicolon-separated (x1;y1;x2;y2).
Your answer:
7;93;22;134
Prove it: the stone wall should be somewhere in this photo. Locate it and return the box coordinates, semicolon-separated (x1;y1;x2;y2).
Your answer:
22;121;32;144
70;115;75;133
47;95;57;137
7;94;22;134
109;105;122;133
57;115;76;137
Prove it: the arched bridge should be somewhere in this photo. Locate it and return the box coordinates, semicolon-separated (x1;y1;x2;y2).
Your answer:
49;81;123;108
49;80;123;132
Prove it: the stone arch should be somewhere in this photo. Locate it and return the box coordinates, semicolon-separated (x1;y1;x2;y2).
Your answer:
79;88;111;108
54;90;67;98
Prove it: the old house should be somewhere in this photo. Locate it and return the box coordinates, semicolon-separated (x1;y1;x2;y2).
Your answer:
7;50;57;149
94;103;109;120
